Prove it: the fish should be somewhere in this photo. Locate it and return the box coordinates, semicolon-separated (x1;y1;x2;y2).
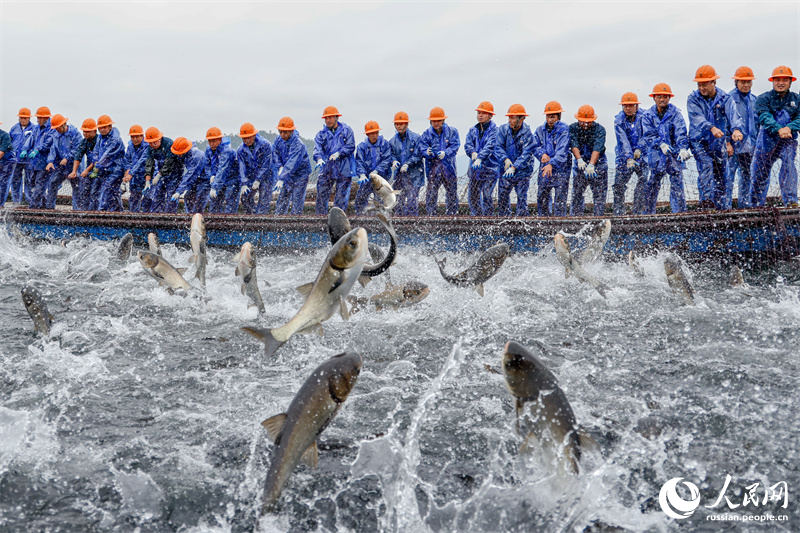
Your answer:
21;285;54;335
553;233;609;298
346;279;430;313
435;242;509;297
360;211;398;282
138;251;193;292
579;219;611;264
242;227;368;357
628;250;646;278
189;213;208;287
663;253;694;303
233;242;266;315
147;232;162;256
729;265;745;287
502;340;589;475
260;350;362;514
116;233;134;261
327;207;351;246
369;173;400;210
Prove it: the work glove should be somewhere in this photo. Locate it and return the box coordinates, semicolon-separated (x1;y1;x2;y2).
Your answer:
400;164;408;173
576;158;587;171
504;158;512;171
329;152;340;161
679;148;692;162
437;151;445;160
626;158;636;169
252;181;260;190
209;174;215;184
171;191;184;201
472;158;482;170
391;160;400;170
660;143;672;155
369;171;381;181
28;150;39;159
277;166;285;178
240;185;250;195
274;180;283;192
143;181;151;192
503;167;515;178
585;163;597;178
152;172;161;185
471;152;478;161
358;174;369;185
19;150;27;158
315;158;325;169
209;189;217;199
426;147;434;157
89;169;99;179
633;149;642;160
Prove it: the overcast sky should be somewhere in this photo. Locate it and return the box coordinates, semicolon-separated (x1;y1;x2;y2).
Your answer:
2;1;799;148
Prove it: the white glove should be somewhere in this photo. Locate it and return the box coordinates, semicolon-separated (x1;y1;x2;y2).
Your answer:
585;163;596;178
277;166;285;177
471;152;478;161
504;158;512;171
626;158;636;169
679;148;692;161
577;158;587;171
502;167;515;178
660;143;672;155
274;180;283;192
329;152;340;161
315;158;325;169
209;174;215;184
426;147;434;157
209;189;217;199
400;163;408;173
358;174;369;184
171;191;183;201
370;171;381;180
240;185;250;195
152;172;161;185
391;160;400;170
633;149;642;160
472;158;482;170
252;181;260;190
143;181;151;192
437;151;445;160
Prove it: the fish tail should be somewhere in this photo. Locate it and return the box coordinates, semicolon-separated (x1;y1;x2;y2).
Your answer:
241;326;285;357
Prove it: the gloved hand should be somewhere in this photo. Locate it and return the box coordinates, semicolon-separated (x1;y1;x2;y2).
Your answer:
660;143;672;155
19;150;27;158
152;172;161;185
315;158;325;169
171;192;181;201
391;160;400;171
252;181;260;190
370;171;381;180
503;167;515;178
143;181;151;192
585;163;597;178
277;166;285;178
426;147;434;157
209;189;217;199
504;158;512;171
472;158;482;170
240;185;250;195
89;169;99;179
400;164;408;173
679;148;692;161
577;158;587;171
626;158;636;169
28;150;39;159
209;174;215;184
358;174;369;185
633;149;642;160
437;151;445;160
274;180;283;192
471;152;478;161
329;152;340;161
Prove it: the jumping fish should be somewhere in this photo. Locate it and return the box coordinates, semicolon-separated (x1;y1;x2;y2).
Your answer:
138;251;193;292
116;233;134;261
147;232;162;257
189;213;208;287
553;234;608;298
21;285;54;335
369;173;400;210
579;219;611;264
663;253;694;303
628;250;646;278
435;242;509;297
234;242;266;315
346;279;430;313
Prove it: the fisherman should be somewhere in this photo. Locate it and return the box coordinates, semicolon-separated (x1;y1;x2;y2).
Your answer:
271;117;311;215
44;114;82;210
750;65;800;208
143;127;182;213
612;92;650;215
724;67;759;209
464;101;500;216
23;107;56;209
205;127;240;214
532;101;572;216
569;105;608;216
641;83;692;215
354;121;393;215
171;137;209;214
687;65;745;210
9;108;33;204
93;115;126;212
67;119;99;211
122;125;150;212
237;122;274;215
495;104;534;217
313;106;356;214
388;111;424;216
0;122;16;208
419;107;460;215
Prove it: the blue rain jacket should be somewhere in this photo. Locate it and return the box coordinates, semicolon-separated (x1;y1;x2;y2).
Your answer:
569;122;607;166
72;135;98;166
93;127;125;174
10;122;34;162
271;131;311;183
48;125;82;165
0;129;15;163
419;123;460;178
729;88;759;155
532;121;572;172
389;130;424;188
356;136;392;177
145;137;181;180
175;147;208;194
495;122;534;177
613;110;648;168
125;141;149;182
753;89;800;152
687;88;745;155
641;104;690;173
313;122;356;178
24;120;55;171
237;134;273;187
464;121;499;172
205;138;240;189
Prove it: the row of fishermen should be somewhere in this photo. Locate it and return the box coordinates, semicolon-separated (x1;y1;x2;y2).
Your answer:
0;64;798;216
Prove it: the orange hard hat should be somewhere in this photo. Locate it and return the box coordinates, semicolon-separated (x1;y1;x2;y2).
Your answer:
35;106;52;118
769;65;796;82
81;118;97;132
129;124;144;136
693;65;720;83
475;101;495;115
505;104;529;116
18;108;31;118
206;127;223;140
574;105;597;122
394;111;409;123
732;66;756;81
429;107;447;120
364;120;381;134
322;106;341;118
543;101;564;115
97;115;114;128
145;127;162;142
277;117;295;131
170;137;193;155
50;114;68;129
619;92;640;105
239;122;257;138
650;83;674;97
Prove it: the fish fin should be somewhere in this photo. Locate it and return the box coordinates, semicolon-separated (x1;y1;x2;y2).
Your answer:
339;296;350;320
261;413;287;443
577;426;600;454
484;363;501;375
519;433;539;455
240;284;246;295
188;254;197;264
166;287;175;295
176;267;188;275
474;284;485;297
435;256;446;270
563;267;571;279
296;282;314;299
232;252;241;264
263;280;271;287
301;442;319;470
358;275;371;287
47;312;55;322
391;189;403;195
296;323;324;337
240;327;285;357
234;266;241;276
595;283;609;299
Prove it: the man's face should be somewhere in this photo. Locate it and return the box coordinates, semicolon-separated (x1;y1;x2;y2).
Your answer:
773;77;792;93
545;114;559;127
430;119;444;132
367;132;379;144
98;125;112;136
208;138;221;150
19;117;30;127
476;111;492;124
736;80;753;94
243;135;255;147
697;80;717;98
622;104;638;117
394;122;408;134
280;130;292;141
149;138;161;149
57;124;68;135
324;116;339;129
37;117;47;127
579;120;592;131
84;130;97;140
654;95;671;111
508;115;524;130
131;135;143;147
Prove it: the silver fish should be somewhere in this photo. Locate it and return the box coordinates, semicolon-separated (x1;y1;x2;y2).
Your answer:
628;250;646;278
234;242;265;315
189;213;208;287
369;173;400;210
117;233;134;261
435;242;509;297
327;207;351;246
21;285;54;335
347;279;430;313
579;219;611;263
147;232;162;256
138;251;193;292
663;253;694;303
554;234;608;298
360;211;397;282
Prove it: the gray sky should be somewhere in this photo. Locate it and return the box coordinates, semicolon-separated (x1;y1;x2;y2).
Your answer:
2;1;799;148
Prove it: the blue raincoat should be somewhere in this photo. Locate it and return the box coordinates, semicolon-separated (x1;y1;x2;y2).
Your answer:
206;138;240;214
272;131;311;215
93;127;126;211
124;140;149;212
389;129;424;216
641;104;690;214
495;122;534;217
612;110;650;215
9;121;34;203
313;121;356;214
45;124;82;209
0;129;16;207
419;123;460;215
750;89;800;206
175;147;209;214
24;120;55;208
569;121;608;216
71;134;97;211
532;120;571;216
354;135;393;214
465;121;499;216
725;87;759;209
145;137;182;213
237;134;273;214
